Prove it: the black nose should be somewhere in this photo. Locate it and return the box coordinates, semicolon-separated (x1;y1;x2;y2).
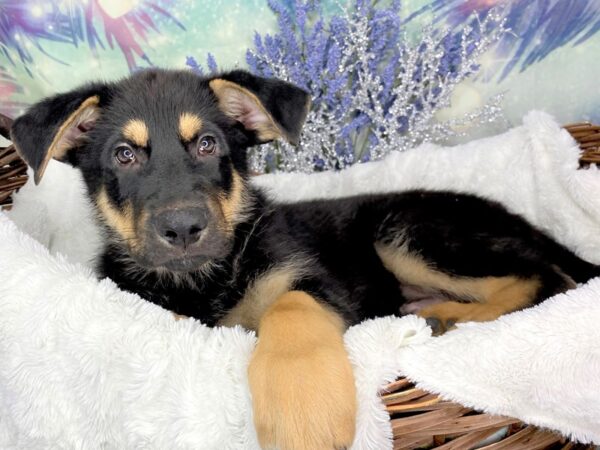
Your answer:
152;208;208;249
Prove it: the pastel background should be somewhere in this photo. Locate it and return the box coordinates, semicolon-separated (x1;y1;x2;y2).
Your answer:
1;0;599;148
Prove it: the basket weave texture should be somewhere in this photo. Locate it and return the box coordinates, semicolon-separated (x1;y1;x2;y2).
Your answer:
0;114;27;209
0;113;598;449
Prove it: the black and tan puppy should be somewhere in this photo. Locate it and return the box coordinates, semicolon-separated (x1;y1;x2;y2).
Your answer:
11;69;600;450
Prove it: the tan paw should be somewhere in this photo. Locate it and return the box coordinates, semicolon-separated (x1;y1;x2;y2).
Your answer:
249;291;357;450
418;300;503;335
249;344;356;450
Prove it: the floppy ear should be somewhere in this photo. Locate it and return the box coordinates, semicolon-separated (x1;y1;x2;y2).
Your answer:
209;70;311;145
10;84;108;184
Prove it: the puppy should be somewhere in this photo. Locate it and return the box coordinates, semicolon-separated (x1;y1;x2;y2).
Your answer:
11;69;599;450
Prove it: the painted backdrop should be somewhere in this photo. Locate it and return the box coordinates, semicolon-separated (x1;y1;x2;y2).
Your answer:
1;0;599;170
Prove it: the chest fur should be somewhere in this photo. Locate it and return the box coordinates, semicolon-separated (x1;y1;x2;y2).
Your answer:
217;263;305;330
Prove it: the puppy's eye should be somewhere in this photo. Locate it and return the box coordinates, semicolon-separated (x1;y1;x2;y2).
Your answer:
115;144;136;164
196;135;217;156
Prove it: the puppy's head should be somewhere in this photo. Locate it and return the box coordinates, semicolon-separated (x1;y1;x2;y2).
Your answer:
11;69;310;272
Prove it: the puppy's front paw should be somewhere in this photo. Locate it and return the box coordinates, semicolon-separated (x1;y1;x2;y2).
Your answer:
249;291;357;450
249;344;356;450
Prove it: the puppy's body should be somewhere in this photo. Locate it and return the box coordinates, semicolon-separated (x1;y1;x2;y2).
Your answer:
101;186;597;332
12;68;599;449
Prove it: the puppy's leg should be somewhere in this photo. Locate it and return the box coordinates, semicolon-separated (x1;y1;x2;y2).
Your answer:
417;276;541;333
376;242;547;334
370;191;600;334
249;290;356;450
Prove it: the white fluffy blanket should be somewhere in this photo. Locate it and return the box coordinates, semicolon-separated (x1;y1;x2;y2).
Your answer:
1;111;599;448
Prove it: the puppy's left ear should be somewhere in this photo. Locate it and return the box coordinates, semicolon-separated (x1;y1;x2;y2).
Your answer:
209;70;311;145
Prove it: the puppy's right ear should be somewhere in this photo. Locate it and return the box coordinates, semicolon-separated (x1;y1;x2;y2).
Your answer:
10;84;109;184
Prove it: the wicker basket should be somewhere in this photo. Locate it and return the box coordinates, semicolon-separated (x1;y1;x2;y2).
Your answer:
0;113;598;449
0;114;27;209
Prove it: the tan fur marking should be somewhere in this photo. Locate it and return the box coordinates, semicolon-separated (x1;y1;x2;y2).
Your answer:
178;112;203;141
96;188;139;249
135;207;150;250
209;78;283;142
122;119;149;147
32;95;100;184
377;242;523;301
248;291;356;450
417;277;541;325
376;242;541;327
216;169;246;229
218;264;301;330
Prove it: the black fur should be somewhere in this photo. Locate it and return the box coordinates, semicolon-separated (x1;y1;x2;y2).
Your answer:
11;68;600;329
99;190;600;326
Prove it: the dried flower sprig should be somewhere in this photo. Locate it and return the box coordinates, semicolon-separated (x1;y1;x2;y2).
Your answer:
189;0;509;173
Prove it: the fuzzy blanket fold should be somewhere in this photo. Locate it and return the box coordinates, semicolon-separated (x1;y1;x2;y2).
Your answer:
1;111;599;448
0;213;427;449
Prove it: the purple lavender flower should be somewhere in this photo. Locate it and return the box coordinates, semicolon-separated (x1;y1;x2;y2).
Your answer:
206;53;218;74
189;0;506;172
186;56;203;75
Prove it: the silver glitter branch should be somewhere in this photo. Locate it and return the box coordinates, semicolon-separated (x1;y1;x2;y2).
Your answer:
248;5;509;173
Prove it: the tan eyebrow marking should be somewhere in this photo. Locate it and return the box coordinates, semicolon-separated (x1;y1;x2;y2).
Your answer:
179;112;203;141
122;119;149;147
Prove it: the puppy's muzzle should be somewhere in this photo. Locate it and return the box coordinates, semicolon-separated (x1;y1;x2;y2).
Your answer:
151;207;208;250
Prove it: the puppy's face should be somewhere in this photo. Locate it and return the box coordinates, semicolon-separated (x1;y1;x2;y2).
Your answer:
11;70;310;272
